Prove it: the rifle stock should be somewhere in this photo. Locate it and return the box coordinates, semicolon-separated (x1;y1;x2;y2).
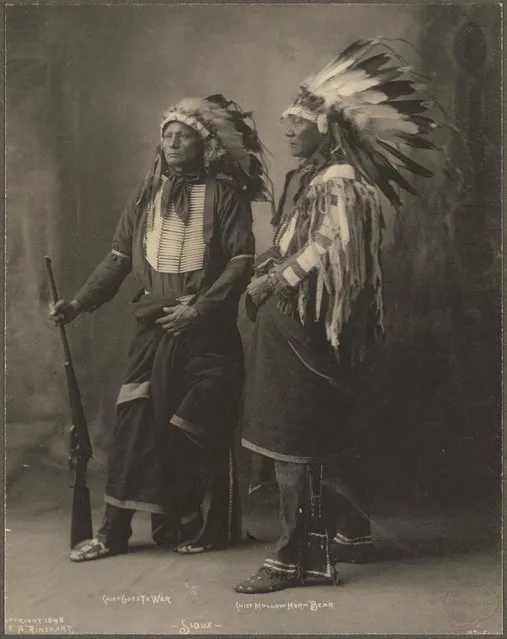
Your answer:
45;256;93;548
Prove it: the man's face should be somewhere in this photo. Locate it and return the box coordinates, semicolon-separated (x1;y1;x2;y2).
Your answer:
286;116;321;158
162;121;204;170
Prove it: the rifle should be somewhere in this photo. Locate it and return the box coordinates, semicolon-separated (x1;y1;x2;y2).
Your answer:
45;256;93;548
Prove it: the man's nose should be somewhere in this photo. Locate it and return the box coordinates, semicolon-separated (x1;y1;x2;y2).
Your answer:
167;137;179;148
286;129;295;139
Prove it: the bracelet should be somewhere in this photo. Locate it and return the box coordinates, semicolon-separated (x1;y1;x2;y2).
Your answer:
266;269;284;295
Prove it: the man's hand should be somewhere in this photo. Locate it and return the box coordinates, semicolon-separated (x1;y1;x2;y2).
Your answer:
246;274;272;307
155;304;200;334
49;299;81;325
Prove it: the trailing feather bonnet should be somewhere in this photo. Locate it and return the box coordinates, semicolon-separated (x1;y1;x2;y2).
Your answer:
282;38;439;208
276;39;443;362
136;94;273;210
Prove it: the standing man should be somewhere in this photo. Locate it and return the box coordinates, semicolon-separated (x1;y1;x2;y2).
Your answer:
235;39;440;593
50;95;272;561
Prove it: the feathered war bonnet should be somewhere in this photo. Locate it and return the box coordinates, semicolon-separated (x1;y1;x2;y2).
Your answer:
282;39;441;208
136;95;273;210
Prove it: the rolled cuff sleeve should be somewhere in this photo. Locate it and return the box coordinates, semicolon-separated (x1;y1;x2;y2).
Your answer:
73;192;137;311
192;253;254;317
73;252;131;312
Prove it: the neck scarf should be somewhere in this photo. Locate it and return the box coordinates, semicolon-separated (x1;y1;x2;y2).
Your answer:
159;167;205;224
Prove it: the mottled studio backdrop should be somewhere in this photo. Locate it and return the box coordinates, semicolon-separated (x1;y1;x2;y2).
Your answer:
6;4;501;509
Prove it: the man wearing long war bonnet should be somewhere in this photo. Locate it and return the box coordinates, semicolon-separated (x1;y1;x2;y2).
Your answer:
50;95;272;561
236;39;442;594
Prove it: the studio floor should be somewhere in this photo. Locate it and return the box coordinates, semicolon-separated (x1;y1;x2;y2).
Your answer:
5;455;502;636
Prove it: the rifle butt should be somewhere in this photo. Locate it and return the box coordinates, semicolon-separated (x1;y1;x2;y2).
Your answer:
70;485;93;548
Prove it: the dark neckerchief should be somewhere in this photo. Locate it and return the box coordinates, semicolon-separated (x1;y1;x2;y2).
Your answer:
159;166;205;224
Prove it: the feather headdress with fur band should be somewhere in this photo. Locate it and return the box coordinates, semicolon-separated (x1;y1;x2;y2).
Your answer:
282;38;439;208
136;94;273;210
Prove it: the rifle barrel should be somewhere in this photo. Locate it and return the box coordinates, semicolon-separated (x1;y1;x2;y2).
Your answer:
45;255;94;548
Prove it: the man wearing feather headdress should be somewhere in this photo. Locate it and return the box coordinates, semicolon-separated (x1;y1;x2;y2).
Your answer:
235;39;439;593
49;95;272;561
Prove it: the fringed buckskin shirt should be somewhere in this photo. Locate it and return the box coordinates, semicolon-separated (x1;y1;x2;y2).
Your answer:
74;174;255;325
272;152;385;365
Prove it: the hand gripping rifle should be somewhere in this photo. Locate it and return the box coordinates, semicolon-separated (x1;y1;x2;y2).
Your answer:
45;256;93;548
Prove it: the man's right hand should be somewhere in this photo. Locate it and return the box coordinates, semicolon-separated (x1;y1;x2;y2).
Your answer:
246;274;272;307
49;299;81;325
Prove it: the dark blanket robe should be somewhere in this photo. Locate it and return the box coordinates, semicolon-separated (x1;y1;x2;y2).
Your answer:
242;294;355;463
73;174;254;547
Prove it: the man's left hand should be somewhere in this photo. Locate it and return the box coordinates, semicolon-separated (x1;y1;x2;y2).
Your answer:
155;304;200;334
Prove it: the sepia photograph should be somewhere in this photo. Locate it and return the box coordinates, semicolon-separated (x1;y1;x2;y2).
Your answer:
4;2;502;635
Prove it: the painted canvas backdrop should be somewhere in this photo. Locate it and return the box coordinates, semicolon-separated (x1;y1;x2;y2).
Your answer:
6;4;501;507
